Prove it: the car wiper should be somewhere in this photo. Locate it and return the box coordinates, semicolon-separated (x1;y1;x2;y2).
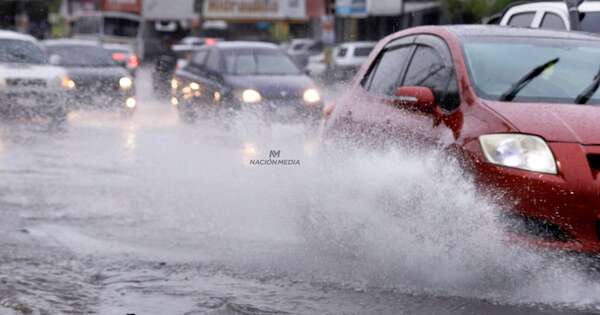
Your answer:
499;58;559;102
574;66;600;105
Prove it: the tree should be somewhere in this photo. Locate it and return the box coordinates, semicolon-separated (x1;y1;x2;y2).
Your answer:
443;0;521;24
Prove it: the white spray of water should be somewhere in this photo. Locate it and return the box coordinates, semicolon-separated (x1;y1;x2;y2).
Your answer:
103;118;600;312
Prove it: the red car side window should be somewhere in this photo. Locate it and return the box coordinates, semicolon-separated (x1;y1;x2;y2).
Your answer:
365;46;413;96
360;36;416;94
404;39;460;112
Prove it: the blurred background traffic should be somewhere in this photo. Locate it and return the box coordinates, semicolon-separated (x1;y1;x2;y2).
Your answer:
0;0;524;123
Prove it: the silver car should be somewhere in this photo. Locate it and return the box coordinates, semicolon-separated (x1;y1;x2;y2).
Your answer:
0;30;74;120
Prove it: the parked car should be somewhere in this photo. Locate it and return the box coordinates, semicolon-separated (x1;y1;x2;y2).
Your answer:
305;52;328;79
171;41;322;122
44;39;136;113
102;43;139;77
498;0;600;32
322;25;600;254
0;30;74;120
286;38;324;68
330;41;376;80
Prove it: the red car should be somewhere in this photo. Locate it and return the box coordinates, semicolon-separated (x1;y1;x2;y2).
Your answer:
322;25;600;253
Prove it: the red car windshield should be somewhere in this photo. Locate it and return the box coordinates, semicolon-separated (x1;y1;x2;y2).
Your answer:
463;37;600;104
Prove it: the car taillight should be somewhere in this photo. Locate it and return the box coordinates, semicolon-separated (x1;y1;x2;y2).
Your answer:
127;54;139;69
112;52;126;62
205;38;217;46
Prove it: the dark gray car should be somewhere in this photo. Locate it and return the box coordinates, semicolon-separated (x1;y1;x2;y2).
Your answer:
44;39;136;113
171;41;323;122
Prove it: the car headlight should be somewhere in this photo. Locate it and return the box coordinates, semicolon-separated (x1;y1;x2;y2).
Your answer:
125;97;136;109
303;88;321;104
119;77;133;90
241;89;262;104
61;76;76;89
479;134;557;174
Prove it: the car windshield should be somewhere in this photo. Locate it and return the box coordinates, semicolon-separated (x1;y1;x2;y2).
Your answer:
463;37;600;104
354;46;373;57
72;16;101;34
72;16;139;38
46;45;115;67
581;11;600;33
104;17;139;38
0;39;45;64
291;43;307;50
224;49;300;75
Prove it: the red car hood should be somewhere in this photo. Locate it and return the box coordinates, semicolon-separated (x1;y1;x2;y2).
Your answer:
483;100;600;145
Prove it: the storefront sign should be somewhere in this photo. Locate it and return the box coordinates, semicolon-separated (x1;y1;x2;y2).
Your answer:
101;0;141;14
336;0;409;17
203;0;307;21
335;0;367;17
367;0;404;16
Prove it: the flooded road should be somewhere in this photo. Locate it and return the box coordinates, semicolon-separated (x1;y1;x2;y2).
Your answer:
1;70;600;315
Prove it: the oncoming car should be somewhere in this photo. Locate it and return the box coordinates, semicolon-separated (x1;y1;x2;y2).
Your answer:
0;30;73;120
322;25;600;253
171;41;323;122
44;39;136;113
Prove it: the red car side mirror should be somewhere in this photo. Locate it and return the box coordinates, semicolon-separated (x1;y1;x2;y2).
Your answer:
394;86;436;113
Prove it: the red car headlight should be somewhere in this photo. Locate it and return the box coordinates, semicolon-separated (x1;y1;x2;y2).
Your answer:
479;134;557;174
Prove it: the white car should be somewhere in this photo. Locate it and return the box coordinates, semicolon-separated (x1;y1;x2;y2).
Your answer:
286;38;324;68
499;1;600;32
331;41;376;80
0;30;74;119
305;52;327;78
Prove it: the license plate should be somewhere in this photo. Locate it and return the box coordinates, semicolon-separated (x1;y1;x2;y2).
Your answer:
15;97;41;107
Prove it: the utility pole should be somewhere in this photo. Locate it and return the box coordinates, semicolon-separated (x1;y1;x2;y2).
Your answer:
565;0;583;31
400;0;406;29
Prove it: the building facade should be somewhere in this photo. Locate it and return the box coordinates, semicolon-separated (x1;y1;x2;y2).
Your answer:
201;0;311;41
0;0;53;38
335;0;441;42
